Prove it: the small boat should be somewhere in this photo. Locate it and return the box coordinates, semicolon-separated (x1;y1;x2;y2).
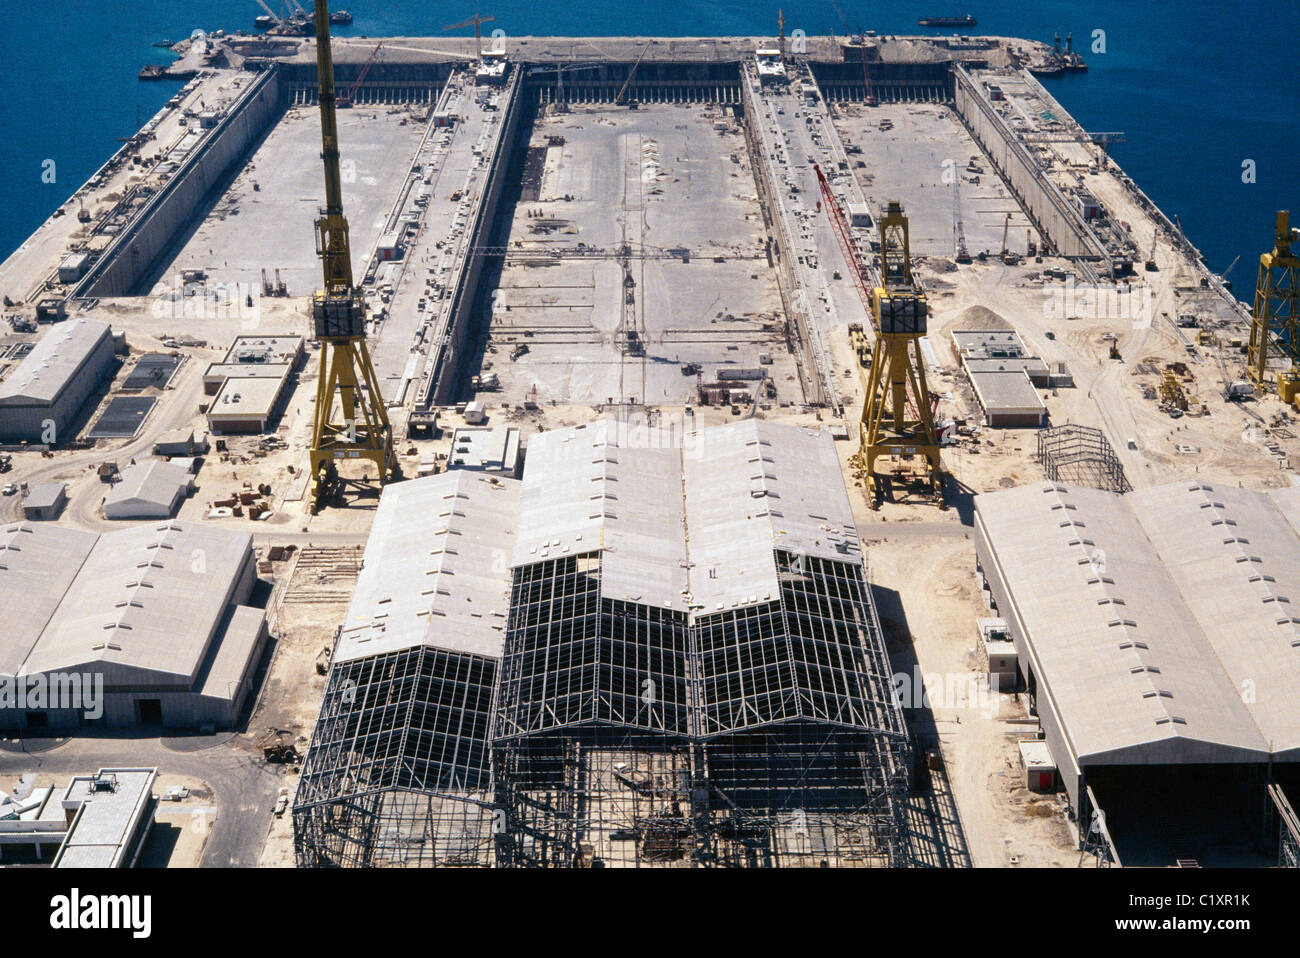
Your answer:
153;39;176;48
918;14;977;28
254;14;276;29
330;10;353;25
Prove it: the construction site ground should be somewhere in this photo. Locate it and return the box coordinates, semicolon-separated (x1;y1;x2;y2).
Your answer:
482;102;797;407
161;104;431;295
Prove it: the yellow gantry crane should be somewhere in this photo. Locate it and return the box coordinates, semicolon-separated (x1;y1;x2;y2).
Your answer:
307;1;396;512
816;166;944;508
1246;211;1300;398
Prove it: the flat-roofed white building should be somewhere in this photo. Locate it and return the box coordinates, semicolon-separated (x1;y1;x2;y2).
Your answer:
202;334;302;434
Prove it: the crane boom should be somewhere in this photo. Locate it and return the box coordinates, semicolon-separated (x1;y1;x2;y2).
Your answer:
814;164;876;323
308;0;395;510
314;3;352;295
616;41;653;104
253;0;281;25
444;13;496;57
338;41;384;107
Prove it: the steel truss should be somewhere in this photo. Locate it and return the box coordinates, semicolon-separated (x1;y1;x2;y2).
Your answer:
1037;424;1131;493
493;550;911;867
293;647;499;867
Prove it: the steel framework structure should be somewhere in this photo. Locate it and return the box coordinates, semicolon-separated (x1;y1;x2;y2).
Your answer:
293;647;499;867
492;549;911;867
1036;424;1131;493
815;165;943;507
1268;783;1300;869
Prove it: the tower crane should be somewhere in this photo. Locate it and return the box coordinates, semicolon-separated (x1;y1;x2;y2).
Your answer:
815;165;944;507
307;1;396;512
1247;210;1300;393
443;12;496;61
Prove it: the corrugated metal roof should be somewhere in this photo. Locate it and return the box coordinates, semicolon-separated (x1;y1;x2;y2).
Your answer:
0;523;98;675
976;481;1300;767
685;420;861;613
336;470;520;664
515;419;688;610
20;522;253;684
105;460;191;515
348;421;866;658
0;318;111;406
196;604;265;700
1132;482;1300;761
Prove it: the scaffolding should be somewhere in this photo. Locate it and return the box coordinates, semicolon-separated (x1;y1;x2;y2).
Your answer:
293;646;499;867
1268;784;1300;869
492;549;912;867
1037;424;1131;493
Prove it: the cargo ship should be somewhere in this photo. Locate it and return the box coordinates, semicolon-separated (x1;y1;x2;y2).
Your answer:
918;14;977;28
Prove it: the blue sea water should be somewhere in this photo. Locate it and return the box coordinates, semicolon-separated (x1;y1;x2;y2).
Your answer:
2;1;1295;288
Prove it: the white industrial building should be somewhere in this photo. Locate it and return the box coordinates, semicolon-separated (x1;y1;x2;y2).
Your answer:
203;334;302;435
0;318;115;443
104;459;194;519
22;482;67;521
0;767;157;867
967;368;1048;427
296;419;909;867
975;480;1300;865
0;521;267;731
295;469;521;867
447;426;521;477
952;329;1050;427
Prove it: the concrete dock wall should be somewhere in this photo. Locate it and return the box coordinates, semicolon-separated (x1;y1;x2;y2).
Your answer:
280;60;458;105
77;68;284;299
811;60;953;102
952;65;1106;264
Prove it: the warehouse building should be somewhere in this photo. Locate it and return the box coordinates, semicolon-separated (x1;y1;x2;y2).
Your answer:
296;419;909;868
953;329;1050;427
0;318;114;443
104;460;194;519
153;427;208;457
975;480;1300;865
967;368;1048;427
0;521;266;731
